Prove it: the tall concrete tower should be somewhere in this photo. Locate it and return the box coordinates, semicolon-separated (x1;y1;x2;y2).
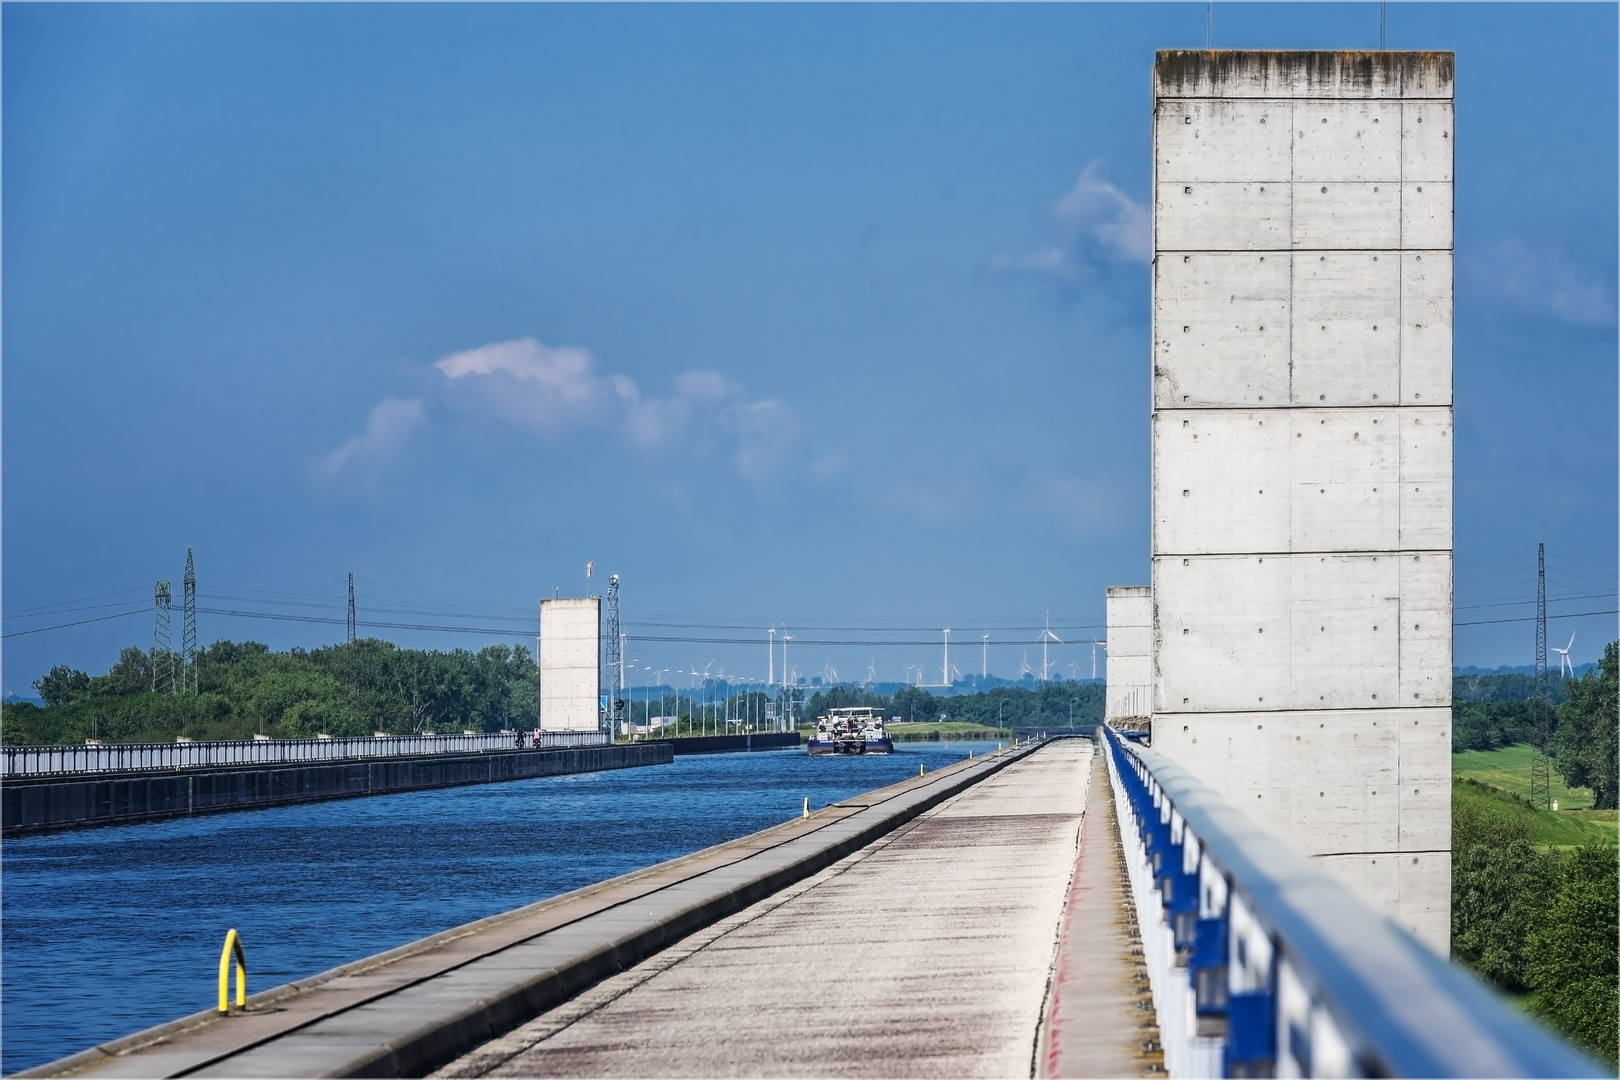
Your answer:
1105;586;1152;724
1148;51;1454;950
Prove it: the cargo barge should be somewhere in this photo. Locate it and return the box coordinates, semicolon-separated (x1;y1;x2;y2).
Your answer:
807;707;894;755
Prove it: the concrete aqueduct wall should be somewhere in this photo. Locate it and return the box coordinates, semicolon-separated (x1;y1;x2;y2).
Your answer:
2;743;672;835
1147;50;1454;950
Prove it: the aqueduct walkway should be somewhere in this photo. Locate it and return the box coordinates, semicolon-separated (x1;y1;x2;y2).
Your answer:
23;736;1597;1079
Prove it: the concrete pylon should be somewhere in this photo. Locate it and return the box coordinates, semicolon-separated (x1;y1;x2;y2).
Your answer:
1147;50;1454;951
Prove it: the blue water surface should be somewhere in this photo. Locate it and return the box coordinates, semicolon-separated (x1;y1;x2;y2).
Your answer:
1;742;990;1074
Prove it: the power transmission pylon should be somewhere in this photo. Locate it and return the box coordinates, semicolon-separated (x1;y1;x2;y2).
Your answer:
152;581;176;694
1529;543;1552;810
182;549;198;694
345;572;358;731
604;575;623;736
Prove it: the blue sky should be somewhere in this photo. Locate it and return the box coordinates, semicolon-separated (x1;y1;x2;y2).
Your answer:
4;3;1616;695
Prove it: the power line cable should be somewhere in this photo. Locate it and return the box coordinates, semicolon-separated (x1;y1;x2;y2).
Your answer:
1455;609;1618;627
1;609;147;638
1546;554;1619;579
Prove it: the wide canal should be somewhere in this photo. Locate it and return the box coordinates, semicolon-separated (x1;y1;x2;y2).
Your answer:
1;741;990;1074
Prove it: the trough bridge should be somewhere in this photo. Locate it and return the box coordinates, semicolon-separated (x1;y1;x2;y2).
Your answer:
21;734;1600;1079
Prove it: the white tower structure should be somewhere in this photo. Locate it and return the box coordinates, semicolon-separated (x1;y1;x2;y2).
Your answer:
1148;50;1453;950
540;597;602;731
1105;586;1152;724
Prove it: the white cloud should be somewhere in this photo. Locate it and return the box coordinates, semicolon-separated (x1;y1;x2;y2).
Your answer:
1470;240;1615;326
318;338;793;483
991;159;1150;284
1053;160;1152;264
314;397;425;480
434;338;617;433
728;398;801;482
621;367;743;448
674;369;739;402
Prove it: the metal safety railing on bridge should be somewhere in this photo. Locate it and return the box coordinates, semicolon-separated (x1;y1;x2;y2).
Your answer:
1101;726;1603;1079
3;730;610;778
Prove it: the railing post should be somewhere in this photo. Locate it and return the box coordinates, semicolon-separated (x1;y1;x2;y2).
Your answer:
217;929;247;1014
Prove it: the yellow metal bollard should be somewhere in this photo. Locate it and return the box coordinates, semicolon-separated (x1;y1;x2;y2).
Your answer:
218;929;247;1014
919;763;925;777
802;797;809;819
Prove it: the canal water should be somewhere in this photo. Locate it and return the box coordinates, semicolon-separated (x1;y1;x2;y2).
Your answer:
1;741;992;1074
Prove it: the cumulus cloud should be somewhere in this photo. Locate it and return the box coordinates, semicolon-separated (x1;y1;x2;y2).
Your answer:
728;398;801;482
318;337;795;484
991;159;1150;285
434;338;618;432
314;397;425;479
1054;161;1152;263
1469;240;1615;326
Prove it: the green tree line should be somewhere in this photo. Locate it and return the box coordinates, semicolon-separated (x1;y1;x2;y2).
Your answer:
1453;642;1618;809
1453;780;1618;1065
2;638;538;745
800;680;1104;730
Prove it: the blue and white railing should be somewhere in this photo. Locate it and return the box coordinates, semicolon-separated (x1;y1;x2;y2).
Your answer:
1102;726;1603;1078
3;729;609;777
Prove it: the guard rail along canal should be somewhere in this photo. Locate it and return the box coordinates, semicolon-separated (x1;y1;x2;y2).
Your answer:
3;731;608;777
1101;727;1603;1078
2;733;660;835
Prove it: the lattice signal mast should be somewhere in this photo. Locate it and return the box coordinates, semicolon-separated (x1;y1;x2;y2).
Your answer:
182;549;198;694
152;581;176;694
604;574;624;734
348;572;357;644
1529;543;1552;810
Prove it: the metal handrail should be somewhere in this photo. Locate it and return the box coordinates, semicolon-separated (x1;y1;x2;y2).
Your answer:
2;730;609;778
217;929;247;1014
1101;726;1604;1078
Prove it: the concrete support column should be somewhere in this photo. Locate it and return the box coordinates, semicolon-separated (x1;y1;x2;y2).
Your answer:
1148;50;1454;950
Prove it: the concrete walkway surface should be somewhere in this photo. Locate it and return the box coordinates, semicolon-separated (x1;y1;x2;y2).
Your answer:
437;739;1148;1079
23;745;1037;1079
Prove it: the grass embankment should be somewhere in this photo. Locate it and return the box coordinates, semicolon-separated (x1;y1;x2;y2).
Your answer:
1454;744;1598;809
1453;777;1617;847
1453;744;1618;841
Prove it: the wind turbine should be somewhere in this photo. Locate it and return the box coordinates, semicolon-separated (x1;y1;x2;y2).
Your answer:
865;659;877;685
1039;619;1065;683
1552;632;1577;678
1090;640;1107;681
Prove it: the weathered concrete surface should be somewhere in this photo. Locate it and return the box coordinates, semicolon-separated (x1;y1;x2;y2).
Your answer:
539;597;599;732
438;739;1113;1079
1039;751;1164;1078
1149;49;1454;950
22;744;1040;1079
1105;586;1152;722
